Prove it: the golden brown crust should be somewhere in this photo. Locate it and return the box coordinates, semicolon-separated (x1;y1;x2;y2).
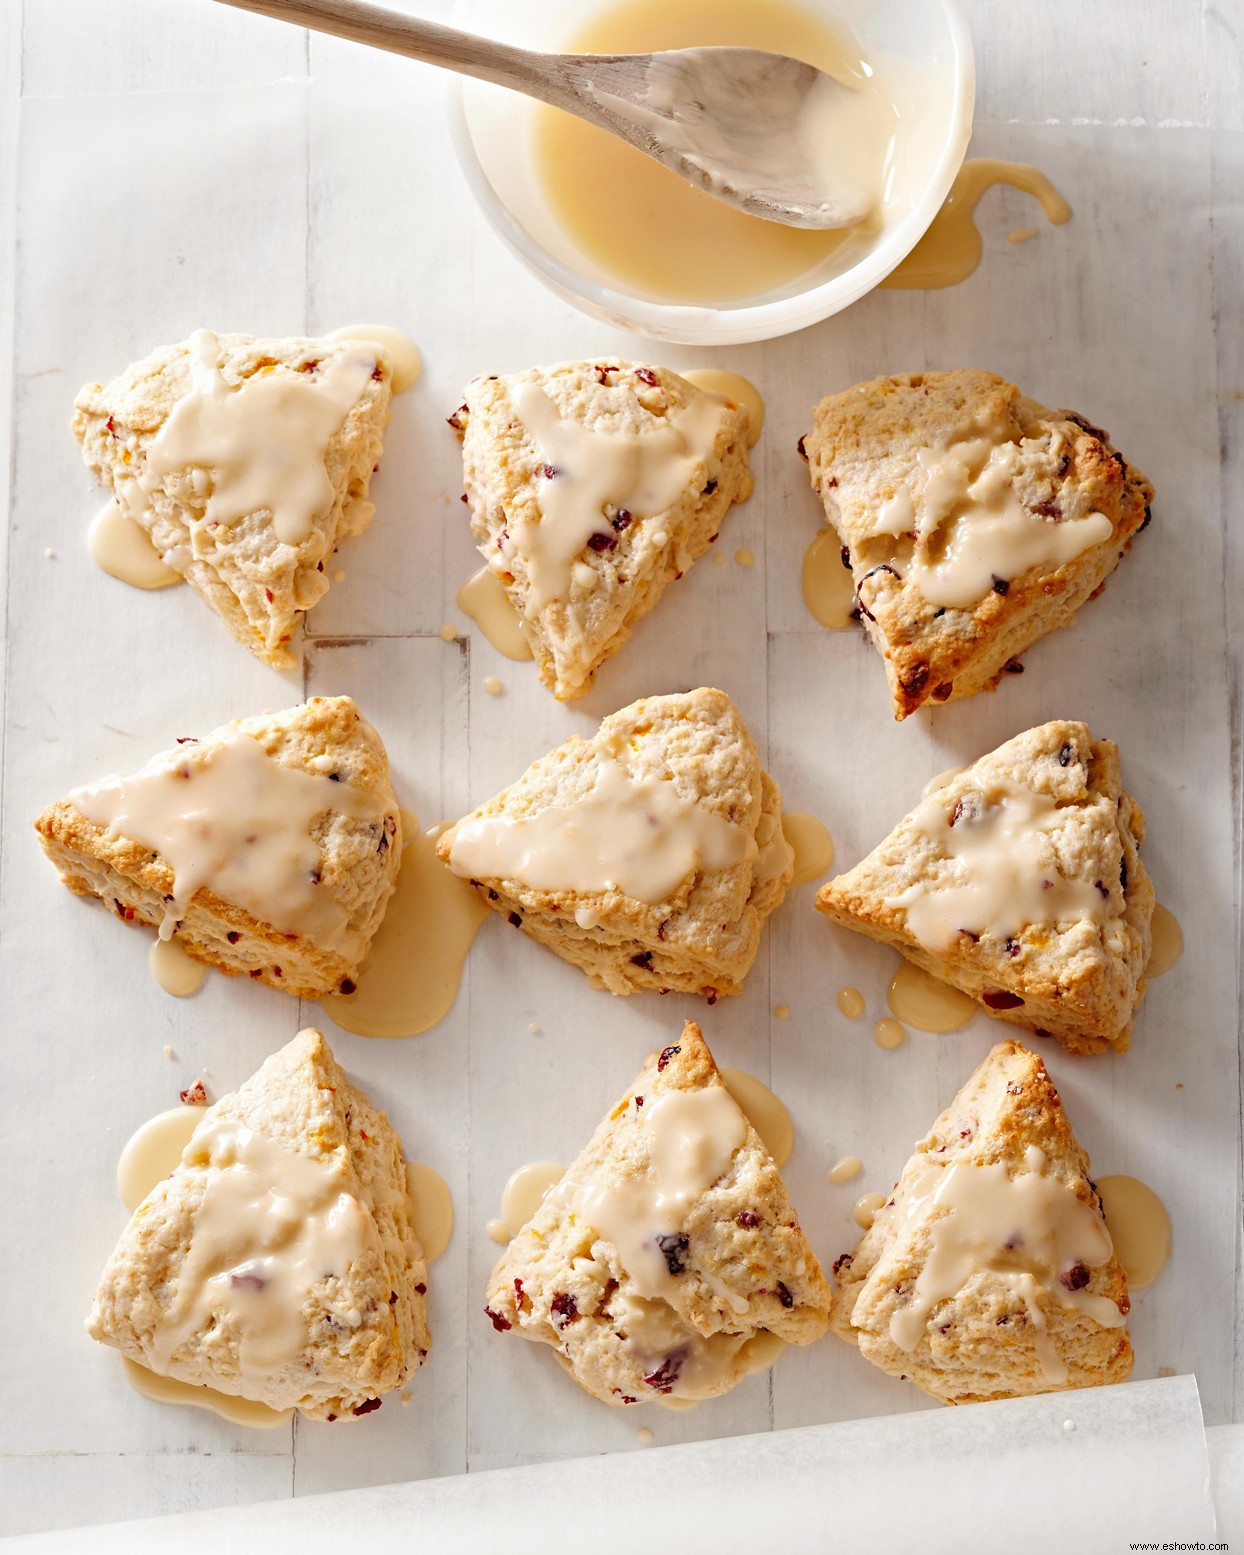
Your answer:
802;370;1153;719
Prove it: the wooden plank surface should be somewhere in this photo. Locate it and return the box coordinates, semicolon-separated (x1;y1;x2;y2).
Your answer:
0;0;1240;1536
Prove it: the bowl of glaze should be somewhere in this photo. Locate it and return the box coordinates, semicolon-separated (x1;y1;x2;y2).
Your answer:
449;0;974;345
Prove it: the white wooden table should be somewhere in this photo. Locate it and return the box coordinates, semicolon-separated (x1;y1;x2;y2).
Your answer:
1;0;1241;1538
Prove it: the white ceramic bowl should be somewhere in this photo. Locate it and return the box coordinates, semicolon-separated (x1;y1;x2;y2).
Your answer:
449;0;975;345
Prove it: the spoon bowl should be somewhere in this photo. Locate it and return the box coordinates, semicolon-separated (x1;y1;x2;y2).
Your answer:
557;46;873;230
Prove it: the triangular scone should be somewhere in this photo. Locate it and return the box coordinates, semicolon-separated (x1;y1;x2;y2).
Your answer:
437;688;793;998
485;1021;831;1407
831;1042;1132;1404
34;695;401;999
816;721;1153;1055
452;361;753;699
88;1029;429;1420
802;370;1153;719
73;330;394;668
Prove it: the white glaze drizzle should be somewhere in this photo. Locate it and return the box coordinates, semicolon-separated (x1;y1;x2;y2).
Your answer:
885;778;1108;953
494;379;728;612
868;435;1113;609
445;753;756;904
71;733;382;949
147;1118;381;1395
883;1148;1125;1383
142;329;378;547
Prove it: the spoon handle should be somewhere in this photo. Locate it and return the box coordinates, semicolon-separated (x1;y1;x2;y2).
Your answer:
213;0;588;110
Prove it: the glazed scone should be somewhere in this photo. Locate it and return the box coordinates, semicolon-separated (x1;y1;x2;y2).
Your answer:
452;360;753;699
816;721;1153;1055
801;370;1153;719
437;688;793;998
73;330;394;668
88;1029;429;1420
34;695;401;1000
485;1021;831;1407
831;1041;1132;1404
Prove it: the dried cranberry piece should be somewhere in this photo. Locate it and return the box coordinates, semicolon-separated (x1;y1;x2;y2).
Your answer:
415;1282;427;1295
634;367;659;386
1002;657;1024;674
1058;742;1074;767
226;931;241;945
702;479;718;496
1065;410;1109;442
587;531;617;552
840;545;851;570
611;509;633;532
796;435;808;461
853;562;901;622
950;795;981;827
352;1397;382;1416
484;1305;512;1332
982;989;1024;1010
1060;1262;1091;1292
656;1233;690;1276
991;576;1009;595
643;1355;682;1393
1005;936;1020;958
550;1292;580;1327
657;1045;681;1071
705;988;718;1006
630;950;654;970
339;977;356;995
540;463;558;479
446;404;468;431
736;1210;760;1229
832;1252;853;1277
657;919;669;941
508;911;523;928
1139;504;1152;532
180;1080;208;1106
775;1281;794;1309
